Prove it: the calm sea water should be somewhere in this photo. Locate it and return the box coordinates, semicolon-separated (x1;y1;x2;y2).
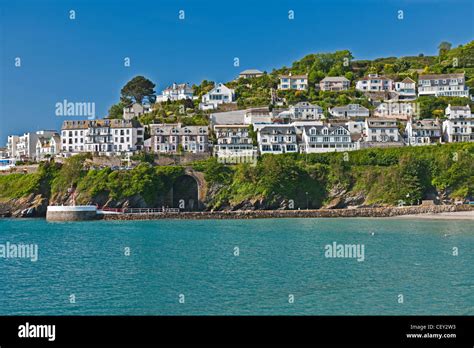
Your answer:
0;218;472;315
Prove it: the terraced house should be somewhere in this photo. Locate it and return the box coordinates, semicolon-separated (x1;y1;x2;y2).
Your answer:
257;125;298;154
60;119;144;156
213;124;257;160
418;73;469;97
149;123;209;154
300;124;357;153
443;104;474;142
405;119;442;146
363;118;401;144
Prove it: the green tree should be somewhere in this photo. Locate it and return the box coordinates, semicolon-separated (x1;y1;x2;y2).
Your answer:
107;102;125;119
120;76;156;106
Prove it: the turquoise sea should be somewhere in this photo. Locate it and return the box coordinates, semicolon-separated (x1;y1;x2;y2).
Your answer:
0;218;472;315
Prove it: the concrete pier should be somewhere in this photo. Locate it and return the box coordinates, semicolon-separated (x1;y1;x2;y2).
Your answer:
46;205;98;221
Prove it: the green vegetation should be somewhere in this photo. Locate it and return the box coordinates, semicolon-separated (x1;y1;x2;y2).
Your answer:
120;75;156;106
194;143;474;209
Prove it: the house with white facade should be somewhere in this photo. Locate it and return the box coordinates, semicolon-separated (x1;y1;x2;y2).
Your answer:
363;118;402;143
319;76;350;91
394;77;416;100
289;102;324;120
213;125;257;161
8;130;57;160
405;119;442;146
35;134;61;160
418;73;469;97
374;101;416;120
257;125;298;154
238;69;264;79
149;123;209;154
156;83;194;103
200;83;235;110
61;119;144;156
278;74;308;91
442;104;474;142
356;74;394;92
328;104;369;118
123;103;152;120
300;124;358;153
6;135;19;159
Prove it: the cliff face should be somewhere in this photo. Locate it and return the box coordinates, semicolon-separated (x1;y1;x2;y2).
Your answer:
0;194;49;218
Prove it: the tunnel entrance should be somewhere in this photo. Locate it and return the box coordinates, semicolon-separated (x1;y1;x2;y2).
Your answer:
171;175;199;211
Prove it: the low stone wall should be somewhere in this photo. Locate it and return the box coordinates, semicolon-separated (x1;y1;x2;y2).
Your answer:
102;204;474;221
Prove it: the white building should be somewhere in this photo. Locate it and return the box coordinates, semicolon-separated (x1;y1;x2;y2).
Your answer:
156;83;194;103
405;119;442;146
364;118;401;143
35;134;61;160
8;130;57;160
418;73;469;97
394;77;416;100
213;125;257;161
356;74;394;92
123;103;152;120
6;135;19;159
329;104;369;118
200;83;235;110
374;101;416;120
257;125;298;154
300;124;358;153
278;73;308;91
443;104;474;143
149;123;209;154
289;102;324;120
61;119;144;156
319;76;350;91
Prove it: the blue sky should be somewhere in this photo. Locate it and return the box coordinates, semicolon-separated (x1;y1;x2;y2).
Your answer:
1;0;473;144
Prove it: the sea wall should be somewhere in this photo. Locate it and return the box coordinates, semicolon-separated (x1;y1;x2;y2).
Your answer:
102;204;474;220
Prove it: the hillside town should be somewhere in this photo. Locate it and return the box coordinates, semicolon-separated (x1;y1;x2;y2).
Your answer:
2;66;474;168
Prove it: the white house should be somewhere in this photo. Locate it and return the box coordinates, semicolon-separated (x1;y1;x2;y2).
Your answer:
257;125;298;154
200;83;235;110
364;118;401;143
328;104;369;118
442;104;474;142
394;77;416;100
149;123;209;154
319;76;350;91
61;119;144;156
289;102;324;120
356;74;394;92
35;134;61;160
9;130;57;160
374;101;416;120
6;135;19;159
405;119;442;146
300;124;358;153
213;125;257;162
156;83;194;103
418;73;469;97
123;103;153;120
278;73;308;91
